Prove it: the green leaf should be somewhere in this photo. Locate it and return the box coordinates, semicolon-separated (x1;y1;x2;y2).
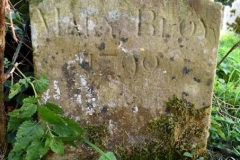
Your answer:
52;124;75;137
8;97;37;118
217;128;226;140
61;117;84;134
12;120;44;152
19;77;31;88
8;150;24;160
183;152;193;158
98;152;117;160
33;75;49;93
38;107;64;125
52;117;84;136
9;83;21;99
43;102;64;114
26;139;49;160
7;117;27;131
56;136;82;147
23;97;37;104
45;137;64;155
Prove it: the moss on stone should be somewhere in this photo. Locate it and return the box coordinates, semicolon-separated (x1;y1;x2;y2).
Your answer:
115;95;210;160
85;124;109;146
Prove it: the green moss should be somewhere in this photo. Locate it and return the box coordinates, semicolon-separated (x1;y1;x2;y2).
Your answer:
85;124;109;146
115;95;210;160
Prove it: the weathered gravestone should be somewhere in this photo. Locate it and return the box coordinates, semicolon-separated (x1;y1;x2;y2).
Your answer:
222;0;240;34
30;0;222;159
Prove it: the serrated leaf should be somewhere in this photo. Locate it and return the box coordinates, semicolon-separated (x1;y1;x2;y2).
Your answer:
38;107;64;125
7;117;27;131
43;102;64;114
52;117;84;136
33;75;49;93
8;150;24;160
23;97;37;104
12;120;44;152
8;98;37;118
98;152;117;160
19;77;31;88
52;124;75;137
62;117;84;133
57;136;82;147
26;139;49;160
9;83;21;99
45;137;64;155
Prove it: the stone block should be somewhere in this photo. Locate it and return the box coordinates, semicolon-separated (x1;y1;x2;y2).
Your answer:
30;0;222;159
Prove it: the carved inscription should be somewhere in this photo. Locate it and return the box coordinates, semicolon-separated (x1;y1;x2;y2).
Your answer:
34;6;206;38
86;49;182;79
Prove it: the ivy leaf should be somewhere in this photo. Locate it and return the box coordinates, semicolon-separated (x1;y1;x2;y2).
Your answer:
98;152;117;160
43;102;64;114
33;75;49;93
9;83;21;99
26;139;49;160
7;117;27;131
38;107;64;125
45;136;64;155
8;97;37;118
12;120;44;152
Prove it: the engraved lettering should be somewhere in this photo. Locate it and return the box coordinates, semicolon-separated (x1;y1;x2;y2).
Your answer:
122;55;136;78
36;8;49;32
143;55;158;71
180;20;195;37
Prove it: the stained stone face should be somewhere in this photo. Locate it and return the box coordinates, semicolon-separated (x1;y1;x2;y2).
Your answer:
30;0;222;159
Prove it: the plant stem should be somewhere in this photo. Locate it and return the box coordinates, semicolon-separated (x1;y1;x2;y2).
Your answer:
82;138;111;160
15;66;40;104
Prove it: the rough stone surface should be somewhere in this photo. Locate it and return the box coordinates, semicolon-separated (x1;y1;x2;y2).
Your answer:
30;0;222;159
222;0;240;34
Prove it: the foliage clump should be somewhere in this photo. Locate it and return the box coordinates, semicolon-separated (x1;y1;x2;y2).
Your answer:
209;32;240;158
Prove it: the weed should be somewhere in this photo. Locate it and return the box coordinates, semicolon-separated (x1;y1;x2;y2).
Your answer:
209;32;240;159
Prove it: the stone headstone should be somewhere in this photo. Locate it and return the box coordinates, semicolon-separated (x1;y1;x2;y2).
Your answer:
30;0;222;159
222;0;240;34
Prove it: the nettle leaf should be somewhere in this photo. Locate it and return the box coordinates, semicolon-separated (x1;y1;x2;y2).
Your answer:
23;97;37;104
9;83;21;99
19;77;31;88
52;124;75;137
43;102;64;114
8;97;37;118
56;136;82;147
38;107;64;125
61;117;84;134
26;139;49;160
7;117;28;131
8;149;24;160
45;137;64;155
33;75;49;93
52;117;84;136
12;120;44;152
